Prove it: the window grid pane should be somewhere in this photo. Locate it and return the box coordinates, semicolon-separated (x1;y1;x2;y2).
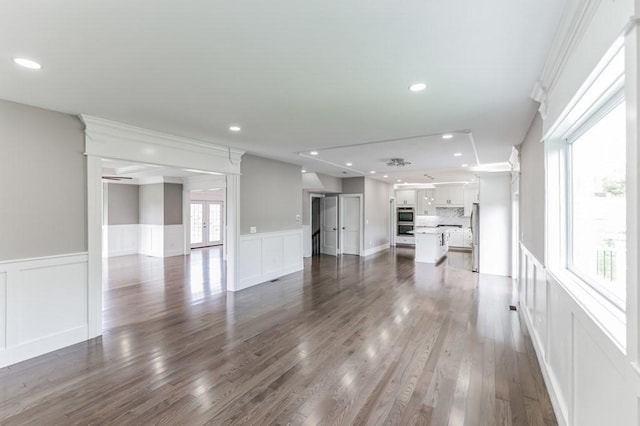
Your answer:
209;204;221;242
190;204;203;244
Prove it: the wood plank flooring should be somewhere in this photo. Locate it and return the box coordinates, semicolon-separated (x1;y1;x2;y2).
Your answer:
0;247;557;425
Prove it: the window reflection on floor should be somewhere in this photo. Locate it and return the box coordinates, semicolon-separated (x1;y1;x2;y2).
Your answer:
102;246;226;330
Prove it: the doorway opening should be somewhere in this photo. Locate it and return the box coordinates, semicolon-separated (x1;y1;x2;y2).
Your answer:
311;197;321;256
190;189;225;249
100;159;229;330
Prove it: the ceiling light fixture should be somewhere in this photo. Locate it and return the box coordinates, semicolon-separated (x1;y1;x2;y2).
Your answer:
397;179;402;182
310;151;318;155
346;162;353;166
454;153;462;157
383;175;388;178
461;164;469;167
301;169;307;173
386;158;411;167
369;171;376;174
442;134;453;140
13;57;42;69
409;82;427;92
229;125;241;132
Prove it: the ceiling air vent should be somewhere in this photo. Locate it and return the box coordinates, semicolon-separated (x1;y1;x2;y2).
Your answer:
386;158;411;167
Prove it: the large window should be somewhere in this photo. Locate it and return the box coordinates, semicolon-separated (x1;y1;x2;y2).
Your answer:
568;99;626;306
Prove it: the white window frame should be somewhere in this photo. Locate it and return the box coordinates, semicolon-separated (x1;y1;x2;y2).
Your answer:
544;37;629;349
564;90;626;309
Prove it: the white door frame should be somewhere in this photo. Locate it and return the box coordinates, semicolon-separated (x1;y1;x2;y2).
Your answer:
308;193;324;257
182;175;227;257
83;115;244;338
389;197;396;247
338;194;364;256
189;201;224;248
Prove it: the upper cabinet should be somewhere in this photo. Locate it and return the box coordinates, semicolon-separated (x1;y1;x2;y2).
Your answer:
396;189;416;206
435;185;464;206
416;189;436;215
463;186;479;216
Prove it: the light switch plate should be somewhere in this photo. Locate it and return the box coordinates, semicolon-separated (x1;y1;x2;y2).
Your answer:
250;226;257;234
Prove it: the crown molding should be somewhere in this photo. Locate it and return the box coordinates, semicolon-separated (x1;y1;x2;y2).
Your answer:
81;115;244;175
531;0;602;117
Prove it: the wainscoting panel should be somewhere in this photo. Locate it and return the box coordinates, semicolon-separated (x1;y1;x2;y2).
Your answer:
238;229;303;291
105;224;139;257
519;243;638;426
0;272;6;350
164;225;184;257
0;253;89;368
139;224;164;257
262;236;284;275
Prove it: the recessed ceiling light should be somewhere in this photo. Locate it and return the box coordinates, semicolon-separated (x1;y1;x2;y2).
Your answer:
346;162;353;166
13;58;42;69
301;169;307;173
383;175;388;178
369;171;376;174
454;153;462;157
229;125;241;132
461;164;469;168
442;134;453;140
409;82;427;92
310;151;318;155
397;179;402;182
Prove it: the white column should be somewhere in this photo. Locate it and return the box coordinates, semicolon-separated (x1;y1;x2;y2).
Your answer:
86;155;103;338
226;174;240;291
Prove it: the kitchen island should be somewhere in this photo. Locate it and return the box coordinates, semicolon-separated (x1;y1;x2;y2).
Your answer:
410;228;450;263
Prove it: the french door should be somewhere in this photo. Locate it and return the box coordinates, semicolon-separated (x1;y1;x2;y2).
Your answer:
190;201;223;248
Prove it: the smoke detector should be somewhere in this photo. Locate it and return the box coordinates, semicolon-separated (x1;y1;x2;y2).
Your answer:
386;158;411;167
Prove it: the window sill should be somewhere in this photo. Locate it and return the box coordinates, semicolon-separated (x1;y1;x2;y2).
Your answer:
547;268;626;352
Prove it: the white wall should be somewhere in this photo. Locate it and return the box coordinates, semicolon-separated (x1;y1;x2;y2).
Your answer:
363;178;393;255
479;174;512;276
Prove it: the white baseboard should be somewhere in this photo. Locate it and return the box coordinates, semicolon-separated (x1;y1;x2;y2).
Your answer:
0;252;89;368
362;243;390;257
237;229;303;291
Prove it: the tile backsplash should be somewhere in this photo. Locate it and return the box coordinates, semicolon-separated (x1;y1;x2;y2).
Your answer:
435;207;470;228
436;207;464;218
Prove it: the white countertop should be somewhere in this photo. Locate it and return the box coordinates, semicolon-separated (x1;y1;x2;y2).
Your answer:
409;226;468;234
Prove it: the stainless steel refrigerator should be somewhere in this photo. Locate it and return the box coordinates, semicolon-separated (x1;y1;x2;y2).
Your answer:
471;203;480;272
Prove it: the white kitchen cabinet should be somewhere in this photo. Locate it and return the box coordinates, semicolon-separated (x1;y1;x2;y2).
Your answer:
448;228;464;247
396;189;416;206
463;228;473;248
435;185;464;206
463;186;479;216
416;189;436;215
395;235;415;245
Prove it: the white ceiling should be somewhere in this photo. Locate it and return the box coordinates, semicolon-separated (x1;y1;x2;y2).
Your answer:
1;1;565;182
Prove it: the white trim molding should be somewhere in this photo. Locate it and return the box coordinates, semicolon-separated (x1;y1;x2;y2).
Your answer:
362;244;390;257
519;243;640;426
237;229;303;292
0;253;89;368
82;115;243;176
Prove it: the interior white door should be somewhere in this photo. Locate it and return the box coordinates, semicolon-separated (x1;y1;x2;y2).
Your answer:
340;196;361;255
190;201;224;249
321;197;338;256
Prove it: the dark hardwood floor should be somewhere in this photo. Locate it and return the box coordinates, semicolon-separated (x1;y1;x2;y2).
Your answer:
0;247;556;425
